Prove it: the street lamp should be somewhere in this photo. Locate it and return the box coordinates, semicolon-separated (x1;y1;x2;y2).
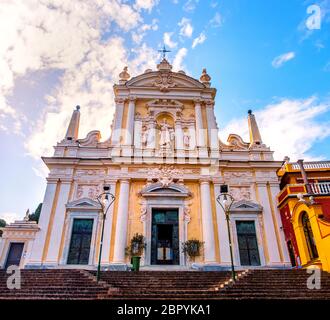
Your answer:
96;186;115;282
216;184;236;282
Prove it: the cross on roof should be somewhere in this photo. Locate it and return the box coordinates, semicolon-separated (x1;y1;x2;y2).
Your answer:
158;45;171;59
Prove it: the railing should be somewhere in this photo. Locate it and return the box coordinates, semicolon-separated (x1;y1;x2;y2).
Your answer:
310;182;330;195
291;161;330;170
278;182;330;204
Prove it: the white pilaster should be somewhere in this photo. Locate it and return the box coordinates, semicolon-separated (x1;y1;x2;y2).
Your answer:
200;180;217;263
133;117;142;158
123;96;135;156
257;183;281;264
44;181;71;265
27;180;58;266
213;183;231;265
145;121;156;157
175;120;184;158
101;181;117;265
111;98;125;155
194;100;205;147
194;99;207;157
205;100;219;152
113;179;130;263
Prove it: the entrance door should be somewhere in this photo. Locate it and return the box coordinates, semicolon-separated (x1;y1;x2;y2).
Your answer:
67;219;94;265
151;209;179;265
236;221;261;266
5;243;24;269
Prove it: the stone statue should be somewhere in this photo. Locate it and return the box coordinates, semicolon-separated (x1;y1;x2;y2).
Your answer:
183;130;190;149
159;119;173;149
141;125;149;148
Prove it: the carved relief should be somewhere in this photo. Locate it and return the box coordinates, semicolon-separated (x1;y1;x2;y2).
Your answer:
139;200;147;222
75;169;106;178
223;171;253;184
76;184;101;200
147;165;182;187
183;200;192;223
153;73;176;92
230;187;251;201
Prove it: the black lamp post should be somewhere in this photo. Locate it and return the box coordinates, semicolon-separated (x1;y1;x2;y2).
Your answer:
96;186;115;282
216;184;236;282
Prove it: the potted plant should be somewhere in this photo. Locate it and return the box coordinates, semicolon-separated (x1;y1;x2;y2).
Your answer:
182;239;204;264
126;233;146;271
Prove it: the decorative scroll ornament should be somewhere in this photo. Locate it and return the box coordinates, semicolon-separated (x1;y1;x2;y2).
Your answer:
154;72;176;92
139;200;147;222
148;165;182;187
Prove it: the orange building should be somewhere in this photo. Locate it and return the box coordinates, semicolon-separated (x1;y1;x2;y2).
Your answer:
277;159;330;271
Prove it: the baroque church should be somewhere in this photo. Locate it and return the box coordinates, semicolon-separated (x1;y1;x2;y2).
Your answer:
0;57;291;270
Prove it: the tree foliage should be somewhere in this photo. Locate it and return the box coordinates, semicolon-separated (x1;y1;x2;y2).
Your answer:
29;203;42;223
0;218;6;237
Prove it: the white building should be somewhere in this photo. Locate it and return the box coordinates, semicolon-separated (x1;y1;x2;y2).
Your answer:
0;58;290;270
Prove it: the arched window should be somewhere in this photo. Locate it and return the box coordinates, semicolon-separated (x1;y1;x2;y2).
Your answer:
301;212;319;261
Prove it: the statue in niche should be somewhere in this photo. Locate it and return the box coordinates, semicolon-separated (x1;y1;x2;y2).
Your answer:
183;129;190;149
141;125;149;148
159;118;174;149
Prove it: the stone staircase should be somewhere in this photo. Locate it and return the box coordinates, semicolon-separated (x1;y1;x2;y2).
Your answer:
221;269;330;300
94;271;234;300
0;269;108;300
0;269;329;300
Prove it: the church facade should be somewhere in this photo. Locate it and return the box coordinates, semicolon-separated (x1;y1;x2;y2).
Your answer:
0;58;290;270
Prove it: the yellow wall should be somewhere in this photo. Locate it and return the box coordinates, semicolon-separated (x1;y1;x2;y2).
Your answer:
292;202;330;272
121;179;214;264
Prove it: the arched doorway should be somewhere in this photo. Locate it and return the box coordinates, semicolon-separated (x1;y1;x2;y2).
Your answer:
301;211;319;261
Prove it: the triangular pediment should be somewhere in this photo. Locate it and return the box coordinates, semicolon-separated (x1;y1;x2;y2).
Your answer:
140;182;191;198
66;197;102;211
231;200;263;212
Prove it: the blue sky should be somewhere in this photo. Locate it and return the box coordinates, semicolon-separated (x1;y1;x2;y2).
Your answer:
0;0;329;222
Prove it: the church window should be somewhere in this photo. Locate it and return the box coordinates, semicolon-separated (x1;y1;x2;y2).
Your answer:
301;212;319;261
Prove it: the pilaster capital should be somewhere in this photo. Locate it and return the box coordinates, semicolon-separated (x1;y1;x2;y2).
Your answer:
204;99;215;108
193;98;202;105
115;97;125;104
200;178;211;185
128;95;137;103
119;178;131;184
256;182;268;187
46;178;60;184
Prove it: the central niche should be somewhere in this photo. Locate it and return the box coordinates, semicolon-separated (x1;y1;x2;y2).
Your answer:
156;113;175;151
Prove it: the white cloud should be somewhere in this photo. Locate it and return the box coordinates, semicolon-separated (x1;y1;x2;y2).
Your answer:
272;52;295;68
210;12;223;28
178;18;193;38
192;32;206;48
132;19;158;44
0;212;22;224
163;32;177;49
220;97;330;161
134;0;159;12
173;48;188;71
0;1;160;159
183;0;199;12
